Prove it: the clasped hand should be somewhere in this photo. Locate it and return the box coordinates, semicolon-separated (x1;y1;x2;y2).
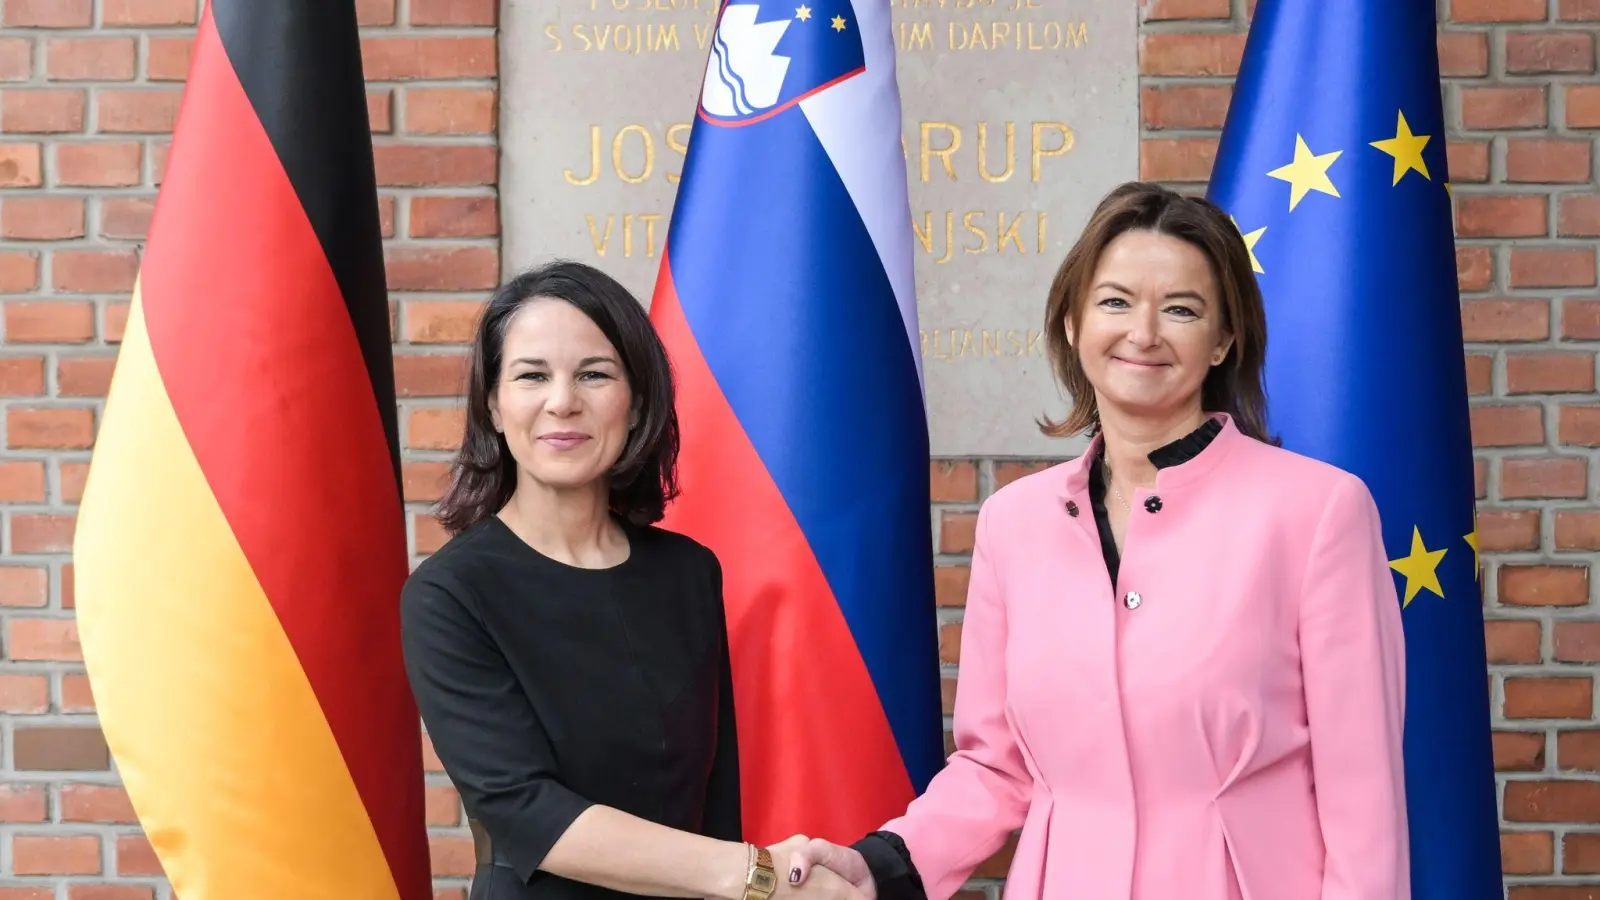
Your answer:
763;835;875;900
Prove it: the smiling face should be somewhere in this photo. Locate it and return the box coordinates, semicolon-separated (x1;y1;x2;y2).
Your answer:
1066;229;1234;424
489;297;635;493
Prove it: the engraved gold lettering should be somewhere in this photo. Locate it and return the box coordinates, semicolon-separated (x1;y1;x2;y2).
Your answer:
937;211;954;263
1068;21;1088;46
694;22;713;49
963;211;989;255
1038;211;1047;254
899;21;933;51
918;326;1047;361
640;212;663;257
665;123;691;185
920;122;960;183
586;214;615;256
977;122;1014;183
996;212;1025;253
912;211;935;255
912;209;1048;257
983;330;1003;356
545;24;564;51
566;125;602;186
611;124;654;184
1027;330;1043;355
1031;122;1072;181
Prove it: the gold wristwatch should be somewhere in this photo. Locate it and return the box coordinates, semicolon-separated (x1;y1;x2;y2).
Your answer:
741;844;777;900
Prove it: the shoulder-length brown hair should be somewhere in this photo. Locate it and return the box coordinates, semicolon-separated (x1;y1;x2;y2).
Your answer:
434;260;680;534
1040;181;1275;444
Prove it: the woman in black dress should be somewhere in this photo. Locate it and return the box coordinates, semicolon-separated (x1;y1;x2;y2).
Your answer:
400;262;861;900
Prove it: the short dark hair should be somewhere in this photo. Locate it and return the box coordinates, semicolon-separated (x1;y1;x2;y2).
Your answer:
434;260;680;533
1040;181;1275;444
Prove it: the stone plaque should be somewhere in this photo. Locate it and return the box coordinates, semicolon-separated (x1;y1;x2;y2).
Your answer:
501;0;1138;457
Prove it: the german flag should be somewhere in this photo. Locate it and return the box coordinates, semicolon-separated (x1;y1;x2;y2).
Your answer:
72;1;431;897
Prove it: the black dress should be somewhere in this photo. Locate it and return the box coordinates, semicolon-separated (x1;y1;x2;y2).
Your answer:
399;516;741;900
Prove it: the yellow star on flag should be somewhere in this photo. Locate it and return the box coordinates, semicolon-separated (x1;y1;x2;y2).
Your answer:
1390;526;1448;607
1267;134;1342;211
832;14;847;31
795;5;811;20
1370;111;1431;186
1230;215;1266;274
1464;527;1480;580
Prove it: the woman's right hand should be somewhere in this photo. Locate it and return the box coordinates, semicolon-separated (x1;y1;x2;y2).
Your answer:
775;837;875;900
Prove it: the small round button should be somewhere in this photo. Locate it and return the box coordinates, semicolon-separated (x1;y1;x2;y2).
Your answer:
1123;591;1142;609
1065;500;1080;517
1144;495;1163;513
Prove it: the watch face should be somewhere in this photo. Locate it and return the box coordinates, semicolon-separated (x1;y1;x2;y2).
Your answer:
753;871;776;892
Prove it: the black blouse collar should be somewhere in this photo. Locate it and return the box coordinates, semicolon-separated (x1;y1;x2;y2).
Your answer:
1093;414;1224;472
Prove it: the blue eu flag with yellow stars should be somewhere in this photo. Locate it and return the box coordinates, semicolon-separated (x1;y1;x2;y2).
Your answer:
1207;0;1502;896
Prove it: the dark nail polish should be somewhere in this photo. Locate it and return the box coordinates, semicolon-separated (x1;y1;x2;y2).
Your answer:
789;868;801;884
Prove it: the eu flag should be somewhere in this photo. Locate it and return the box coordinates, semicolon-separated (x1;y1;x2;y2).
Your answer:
1206;1;1503;896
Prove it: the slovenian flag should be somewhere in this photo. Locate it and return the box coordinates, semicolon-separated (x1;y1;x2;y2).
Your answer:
650;0;945;846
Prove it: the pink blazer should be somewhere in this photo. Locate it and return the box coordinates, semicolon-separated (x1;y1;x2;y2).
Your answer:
882;414;1409;900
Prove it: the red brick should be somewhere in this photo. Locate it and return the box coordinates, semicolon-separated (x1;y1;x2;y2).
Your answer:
1486;618;1543;664
1461;86;1548;129
0;891;52;900
60;563;74;607
0;783;47;820
360;37;497;80
0;143;42;186
414;515;449;555
5;301;94;342
1503;830;1555;874
407;407;463;450
0;566;47;607
1482;509;1542;551
69;887;155;900
379;195;396;238
367;90;392;134
10;514;73;553
55;141;141;187
1139;138;1216;182
940;511;978;554
1559;730;1600;770
1556;622;1600;663
1557;510;1600;550
1453;0;1548;20
1561;0;1600;17
424;783;461;825
1465;354;1492;394
386;246;497;291
146;36;193;82
996;461;1052;489
0;675;48;714
404;88;496;135
0;461;45;502
1140;84;1232;130
102;0;197;25
60;784;136;823
1560;195;1600;237
1;196;84;240
1500;564;1591;607
935;565;970;607
1505;676;1594;718
410;0;498;25
59;461;88;503
429;834;474;878
1566;833;1600;874
100;196;155;240
97;89;181;133
58;357;115;397
1506;780;1600;822
410;196;497;238
394;355;468;397
0;357;43;396
406;300;485;343
374;145;497;186
357;0;397;26
0;251;39;292
7;408;92;449
52;250;138;293
1496;730;1547;770
1439;32;1491;76
1570;85;1600;127
1456;194;1548;237
1506;352;1596;393
1503;457;1588;498
1448;140;1491;183
1464;299;1548;341
60;673;93;711
1505;30;1596;73
45;38;136;81
0;89;86;133
1458;246;1494;291
1470;404;1543;446
1138;33;1246;75
402;461;450;503
2;0;92;27
115;833;161;876
931;461;978;502
939;622;962;663
1506;139;1594;183
0;39;32;81
1511;248;1597;288
1560;405;1600;445
12;834;100;875
1565;298;1600;339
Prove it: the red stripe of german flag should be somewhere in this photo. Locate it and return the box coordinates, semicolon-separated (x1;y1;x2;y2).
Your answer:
73;1;430;897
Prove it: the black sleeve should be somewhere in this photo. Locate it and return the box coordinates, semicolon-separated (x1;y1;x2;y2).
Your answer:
400;571;595;884
700;552;743;840
852;832;927;900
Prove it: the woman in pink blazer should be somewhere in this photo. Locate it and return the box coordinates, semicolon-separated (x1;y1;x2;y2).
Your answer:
788;181;1409;900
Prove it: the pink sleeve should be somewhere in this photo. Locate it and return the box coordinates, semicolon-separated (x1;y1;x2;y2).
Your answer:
1300;475;1410;900
881;503;1033;900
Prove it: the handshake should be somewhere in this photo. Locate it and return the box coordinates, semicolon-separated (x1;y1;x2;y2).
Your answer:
759;835;877;900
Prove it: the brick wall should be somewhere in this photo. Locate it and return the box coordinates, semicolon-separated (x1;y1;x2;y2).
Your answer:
0;0;1594;897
